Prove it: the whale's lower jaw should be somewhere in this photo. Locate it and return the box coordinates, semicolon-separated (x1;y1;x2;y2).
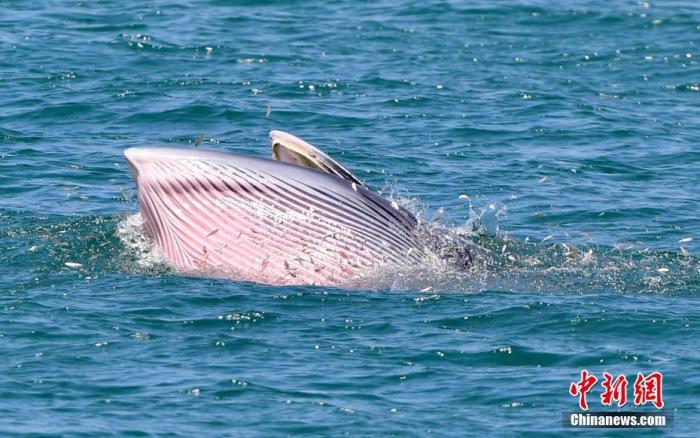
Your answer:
124;147;424;286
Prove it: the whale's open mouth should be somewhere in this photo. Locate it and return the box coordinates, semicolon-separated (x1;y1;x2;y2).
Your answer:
124;135;428;286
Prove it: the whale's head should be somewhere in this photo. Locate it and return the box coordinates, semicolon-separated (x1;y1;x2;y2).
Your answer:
123;142;425;286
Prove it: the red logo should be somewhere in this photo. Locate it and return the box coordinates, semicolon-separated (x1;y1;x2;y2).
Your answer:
569;370;598;410
570;371;664;410
600;373;628;407
633;372;664;409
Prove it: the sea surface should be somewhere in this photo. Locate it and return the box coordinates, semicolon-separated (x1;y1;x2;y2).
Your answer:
1;0;699;435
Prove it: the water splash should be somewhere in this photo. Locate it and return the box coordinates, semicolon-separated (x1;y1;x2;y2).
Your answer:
115;213;167;270
345;196;700;294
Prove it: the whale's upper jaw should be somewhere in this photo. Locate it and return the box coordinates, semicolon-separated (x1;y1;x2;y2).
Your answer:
269;130;365;186
124;147;140;181
123;145;424;286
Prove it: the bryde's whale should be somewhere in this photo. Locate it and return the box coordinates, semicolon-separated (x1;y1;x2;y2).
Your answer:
124;131;481;286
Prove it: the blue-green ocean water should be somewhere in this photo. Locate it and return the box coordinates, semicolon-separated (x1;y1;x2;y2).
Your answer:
1;0;699;435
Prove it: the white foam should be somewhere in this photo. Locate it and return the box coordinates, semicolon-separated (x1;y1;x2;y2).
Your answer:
116;213;166;269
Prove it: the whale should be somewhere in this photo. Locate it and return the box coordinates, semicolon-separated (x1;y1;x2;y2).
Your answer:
124;131;480;286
